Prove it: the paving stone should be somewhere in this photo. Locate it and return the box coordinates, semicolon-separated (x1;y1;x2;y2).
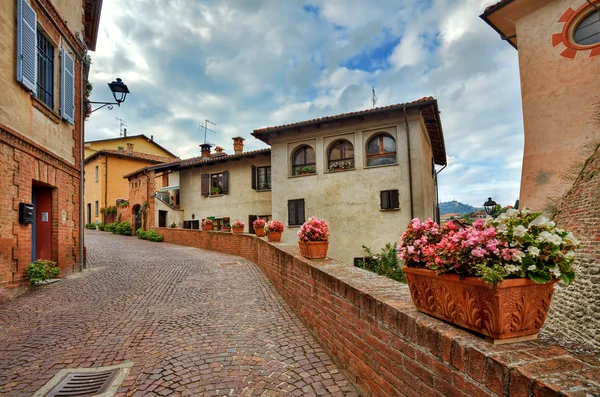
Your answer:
0;231;356;396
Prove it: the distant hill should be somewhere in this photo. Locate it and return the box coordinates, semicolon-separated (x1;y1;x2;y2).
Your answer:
439;201;481;215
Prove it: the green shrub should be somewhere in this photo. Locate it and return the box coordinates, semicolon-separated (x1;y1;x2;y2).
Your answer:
104;222;117;233
136;228;147;239
26;259;60;285
355;243;406;283
114;221;132;235
136;228;163;242
85;223;96;230
97;222;105;231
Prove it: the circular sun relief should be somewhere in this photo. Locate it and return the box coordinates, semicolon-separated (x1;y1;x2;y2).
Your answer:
552;2;600;58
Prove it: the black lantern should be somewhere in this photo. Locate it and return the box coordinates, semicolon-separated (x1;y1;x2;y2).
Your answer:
89;78;130;113
483;197;497;216
191;213;195;220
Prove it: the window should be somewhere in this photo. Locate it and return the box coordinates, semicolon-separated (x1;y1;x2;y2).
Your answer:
201;171;229;196
94;200;99;217
288;199;305;226
248;214;272;234
328;140;354;171
380;190;400;210
36;30;54;107
252;166;271;190
95;165;99;182
573;9;600;45
367;134;396;166
292;146;316;175
183;220;199;229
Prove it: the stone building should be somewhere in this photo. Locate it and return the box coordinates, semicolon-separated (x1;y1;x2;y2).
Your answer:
0;0;102;292
481;0;600;210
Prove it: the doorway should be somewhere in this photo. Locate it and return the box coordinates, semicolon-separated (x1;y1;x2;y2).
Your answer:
133;204;142;232
32;184;53;261
158;210;167;228
87;203;91;224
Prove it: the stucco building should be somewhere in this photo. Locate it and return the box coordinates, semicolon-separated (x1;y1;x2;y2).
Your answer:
127;98;446;267
0;0;102;291
481;0;600;210
83;134;177;224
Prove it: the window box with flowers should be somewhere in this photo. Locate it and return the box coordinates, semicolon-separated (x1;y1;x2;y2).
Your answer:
297;217;330;259
253;218;266;237
328;160;354;172
265;220;284;242
232;220;244;233
201;219;214;231
398;209;579;343
221;223;231;232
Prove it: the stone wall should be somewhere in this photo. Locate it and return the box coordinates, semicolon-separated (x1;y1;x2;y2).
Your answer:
544;145;600;349
154;227;600;397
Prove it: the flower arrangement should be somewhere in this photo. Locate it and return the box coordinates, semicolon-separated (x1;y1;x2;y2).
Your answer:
296;166;315;175
210;187;222;195
398;209;578;285
232;220;244;229
297;217;329;242
222;223;231;229
265;220;284;234
202;219;214;226
328;160;353;171
253;218;266;229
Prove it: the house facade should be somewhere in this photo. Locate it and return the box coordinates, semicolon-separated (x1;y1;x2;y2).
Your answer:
481;0;600;210
0;0;101;291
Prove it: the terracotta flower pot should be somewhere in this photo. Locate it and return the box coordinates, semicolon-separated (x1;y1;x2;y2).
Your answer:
267;231;281;242
255;228;266;237
298;240;329;259
222;228;231;232
403;267;556;342
202;224;213;231
232;227;244;233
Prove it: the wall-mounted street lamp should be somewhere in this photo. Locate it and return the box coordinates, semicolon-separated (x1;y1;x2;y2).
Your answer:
483;197;497;216
89;78;130;113
191;213;195;220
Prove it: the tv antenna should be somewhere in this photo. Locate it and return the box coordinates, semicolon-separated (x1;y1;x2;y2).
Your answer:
116;117;127;137
200;119;216;144
372;86;377;108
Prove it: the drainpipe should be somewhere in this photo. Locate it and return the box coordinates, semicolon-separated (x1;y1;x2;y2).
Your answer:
104;156;109;223
403;106;414;219
79;60;85;271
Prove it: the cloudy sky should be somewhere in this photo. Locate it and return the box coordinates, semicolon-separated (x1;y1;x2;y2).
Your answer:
85;0;524;208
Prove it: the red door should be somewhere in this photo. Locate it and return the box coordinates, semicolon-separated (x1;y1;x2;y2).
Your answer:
34;186;53;261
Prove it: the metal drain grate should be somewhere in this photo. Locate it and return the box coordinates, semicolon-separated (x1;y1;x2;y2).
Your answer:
46;369;120;397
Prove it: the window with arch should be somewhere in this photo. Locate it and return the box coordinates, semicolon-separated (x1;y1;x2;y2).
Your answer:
292;145;316;175
573;8;600;46
328;140;354;171
366;134;396;166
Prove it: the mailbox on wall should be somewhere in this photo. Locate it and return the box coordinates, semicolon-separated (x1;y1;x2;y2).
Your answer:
19;203;34;224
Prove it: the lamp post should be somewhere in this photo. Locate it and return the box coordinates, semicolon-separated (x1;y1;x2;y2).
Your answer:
89;78;130;113
483;197;497;216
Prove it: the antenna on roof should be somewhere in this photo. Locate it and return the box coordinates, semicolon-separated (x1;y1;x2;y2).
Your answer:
372;86;377;109
200;119;216;144
116;117;127;137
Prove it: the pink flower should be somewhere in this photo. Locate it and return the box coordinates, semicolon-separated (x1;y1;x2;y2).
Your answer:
471;247;486;257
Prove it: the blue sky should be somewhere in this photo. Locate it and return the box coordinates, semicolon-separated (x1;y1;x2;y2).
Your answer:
86;0;524;208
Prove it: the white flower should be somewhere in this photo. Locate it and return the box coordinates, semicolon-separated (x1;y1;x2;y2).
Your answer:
521;208;531;215
551;267;561;278
529;215;550;228
537;231;552;242
484;217;494;227
564;232;580;246
513;225;527;237
504;264;521;274
527;265;537;271
506;208;518;217
497;223;508;234
527;246;540;257
511;250;525;262
565;250;575;260
548;234;563;246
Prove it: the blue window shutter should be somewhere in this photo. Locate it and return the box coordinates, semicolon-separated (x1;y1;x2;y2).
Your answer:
61;48;75;124
17;0;37;92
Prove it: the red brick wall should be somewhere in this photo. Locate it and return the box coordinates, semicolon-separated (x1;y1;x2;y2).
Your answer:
126;171;156;232
155;227;600;397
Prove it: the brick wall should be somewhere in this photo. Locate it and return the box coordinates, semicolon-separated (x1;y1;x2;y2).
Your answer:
544;145;600;349
154;227;600;397
125;171;156;232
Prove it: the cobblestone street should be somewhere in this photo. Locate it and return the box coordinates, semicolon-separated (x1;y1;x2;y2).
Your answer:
0;231;357;396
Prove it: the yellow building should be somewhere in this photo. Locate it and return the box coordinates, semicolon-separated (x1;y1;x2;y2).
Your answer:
84;136;177;224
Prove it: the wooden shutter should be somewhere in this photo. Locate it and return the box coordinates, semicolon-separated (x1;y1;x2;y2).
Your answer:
17;0;37;92
288;200;296;226
380;191;390;210
298;199;305;224
222;170;229;194
251;165;257;190
201;174;209;197
390;190;400;209
61;48;75;124
249;215;257;234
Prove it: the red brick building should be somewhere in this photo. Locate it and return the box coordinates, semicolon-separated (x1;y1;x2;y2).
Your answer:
0;0;103;295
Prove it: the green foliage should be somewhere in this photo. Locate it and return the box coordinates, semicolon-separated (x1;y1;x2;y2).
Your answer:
100;206;118;215
355;243;406;283
104;222;117;233
104;221;131;235
136;228;164;242
97;223;105;231
169;222;177;228
118;200;129;207
85;223;96;230
474;263;508;286
26;259;60;285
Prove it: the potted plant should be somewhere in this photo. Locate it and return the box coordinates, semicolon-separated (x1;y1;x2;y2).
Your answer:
328;160;353;172
201;219;213;231
398;209;579;342
253;217;266;237
297;217;330;259
260;182;271;190
222;223;231;232
265;220;284;242
232;220;244;233
296;166;315;175
210;186;222;196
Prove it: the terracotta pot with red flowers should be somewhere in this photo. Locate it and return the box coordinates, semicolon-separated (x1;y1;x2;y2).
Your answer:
297;217;329;259
265;220;284;242
232;220;244;234
253;218;266;237
201;219;213;231
398;209;579;343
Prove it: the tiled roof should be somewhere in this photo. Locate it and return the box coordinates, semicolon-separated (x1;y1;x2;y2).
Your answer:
123;148;271;179
85;149;177;164
84;134;178;158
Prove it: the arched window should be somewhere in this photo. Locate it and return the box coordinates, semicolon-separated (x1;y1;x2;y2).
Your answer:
328;140;354;171
573;9;600;45
292;145;316;175
366;134;396;166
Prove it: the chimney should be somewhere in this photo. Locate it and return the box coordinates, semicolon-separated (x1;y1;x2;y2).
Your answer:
126;143;134;153
214;146;224;154
200;143;212;158
232;137;245;154
150;135;154;141
123;128;127;137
